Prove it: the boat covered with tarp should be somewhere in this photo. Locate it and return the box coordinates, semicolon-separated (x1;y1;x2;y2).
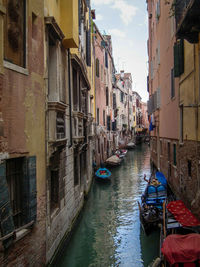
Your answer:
161;233;200;266
105;155;122;166
95;168;111;181
160;200;200;266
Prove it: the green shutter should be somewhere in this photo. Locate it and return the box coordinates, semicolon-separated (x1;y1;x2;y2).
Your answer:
22;156;37;224
0;162;15;247
179;39;184;75
174;42;180;77
174;40;184;77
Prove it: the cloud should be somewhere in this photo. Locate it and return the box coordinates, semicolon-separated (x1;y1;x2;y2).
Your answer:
92;0;137;26
96;14;103;21
112;0;138;26
92;0;113;5
108;28;126;38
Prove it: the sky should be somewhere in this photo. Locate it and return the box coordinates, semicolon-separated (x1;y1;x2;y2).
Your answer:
91;0;149;102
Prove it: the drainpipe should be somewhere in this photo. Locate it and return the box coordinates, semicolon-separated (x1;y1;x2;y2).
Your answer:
68;49;73;147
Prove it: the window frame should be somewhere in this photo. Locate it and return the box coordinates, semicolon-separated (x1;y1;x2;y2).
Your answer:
3;0;28;74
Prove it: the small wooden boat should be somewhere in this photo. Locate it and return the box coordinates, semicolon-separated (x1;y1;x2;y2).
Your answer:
95;167;111;181
105;155;122;166
126;142;136;149
115;149;127;159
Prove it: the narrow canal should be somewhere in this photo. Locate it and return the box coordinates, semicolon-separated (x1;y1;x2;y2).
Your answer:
55;144;159;267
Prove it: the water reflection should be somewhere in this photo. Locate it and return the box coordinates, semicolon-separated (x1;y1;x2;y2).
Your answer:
56;144;159;267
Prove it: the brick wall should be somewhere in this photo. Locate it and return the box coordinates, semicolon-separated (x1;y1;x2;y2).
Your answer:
151;138;200;220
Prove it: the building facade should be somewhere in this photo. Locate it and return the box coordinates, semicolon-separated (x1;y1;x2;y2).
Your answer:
147;0;200;219
0;0;46;265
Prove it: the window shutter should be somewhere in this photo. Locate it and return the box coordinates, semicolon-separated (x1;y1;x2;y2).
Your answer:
174;39;184;77
179;39;184;75
0;162;15;246
157;87;161;108
86;30;91;67
174;42;180;77
105;51;108;68
22;156;37;224
107;116;111;131
113;93;116;109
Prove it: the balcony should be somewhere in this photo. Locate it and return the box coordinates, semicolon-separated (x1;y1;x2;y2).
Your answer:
175;0;200;43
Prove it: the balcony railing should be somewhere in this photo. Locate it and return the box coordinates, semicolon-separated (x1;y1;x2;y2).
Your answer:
175;0;200;43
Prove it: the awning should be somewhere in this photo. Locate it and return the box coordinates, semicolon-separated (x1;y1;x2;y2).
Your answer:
167;200;200;227
161;233;200;265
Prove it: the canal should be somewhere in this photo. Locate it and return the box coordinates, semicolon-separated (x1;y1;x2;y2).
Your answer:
55;144;159;267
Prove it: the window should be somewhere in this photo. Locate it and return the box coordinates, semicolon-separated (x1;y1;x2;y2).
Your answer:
180;105;183;143
113;93;116;109
130;96;132;102
120;91;124;103
188;160;192;177
6;158;24;228
96;58;99;77
56;112;65;139
106;87;109;106
3;0;26;67
97;108;99;125
73;68;78;110
86;30;91;67
168;142;170;161
50;169;59;211
174;39;184;77
160;140;162;155
171;68;175;98
107;116;111;131
103;110;105;126
74;155;79;186
101;65;103;81
0;156;37;242
173;144;176;166
105;51;108;68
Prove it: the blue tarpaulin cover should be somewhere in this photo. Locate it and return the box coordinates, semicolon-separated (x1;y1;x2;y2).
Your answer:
156;171;167;185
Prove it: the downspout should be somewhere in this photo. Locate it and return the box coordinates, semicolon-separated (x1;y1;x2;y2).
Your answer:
68;49;73;147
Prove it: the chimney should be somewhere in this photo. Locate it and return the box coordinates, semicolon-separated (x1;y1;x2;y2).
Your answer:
120;70;124;79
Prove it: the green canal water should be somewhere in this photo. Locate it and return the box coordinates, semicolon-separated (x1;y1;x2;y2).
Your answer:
55;144;160;267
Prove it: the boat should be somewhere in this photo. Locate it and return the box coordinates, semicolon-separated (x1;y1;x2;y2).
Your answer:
139;172;168;235
126;142;136;149
115;149;127;159
95;167;111;181
159;200;200;266
105;155;122;166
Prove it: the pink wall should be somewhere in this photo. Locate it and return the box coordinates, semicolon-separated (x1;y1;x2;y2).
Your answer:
94;28;106;126
148;0;179;139
141;102;149;129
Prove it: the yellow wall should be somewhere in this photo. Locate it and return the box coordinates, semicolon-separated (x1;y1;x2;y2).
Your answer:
60;0;79;48
179;40;199;141
44;0;79;48
44;0;61;24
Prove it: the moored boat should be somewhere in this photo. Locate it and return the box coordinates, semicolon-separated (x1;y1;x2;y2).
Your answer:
95;167;111;181
159;200;200;267
105;155;122;166
139;172;168;235
126;142;136;149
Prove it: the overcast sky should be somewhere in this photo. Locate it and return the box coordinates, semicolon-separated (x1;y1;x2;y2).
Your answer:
92;0;149;102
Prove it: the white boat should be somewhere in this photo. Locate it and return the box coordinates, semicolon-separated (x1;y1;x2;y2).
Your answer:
105;155;122;166
126;142;136;149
